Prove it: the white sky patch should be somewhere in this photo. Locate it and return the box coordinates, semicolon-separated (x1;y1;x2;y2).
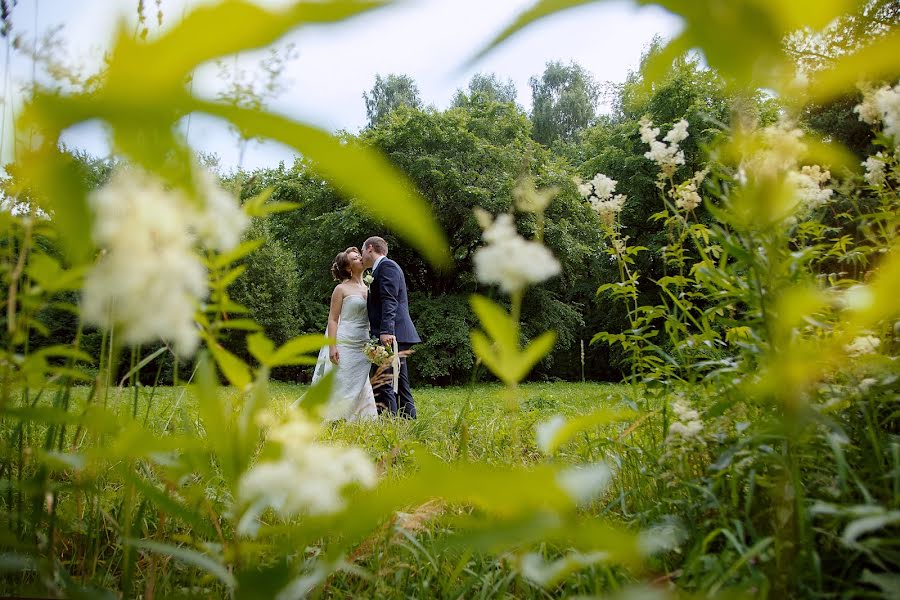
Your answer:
1;0;682;169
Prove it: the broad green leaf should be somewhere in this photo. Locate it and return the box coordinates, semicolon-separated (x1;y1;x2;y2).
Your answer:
216;319;263;332
12;147;93;264
247;332;276;366
212;238;265;269
123;538;235;588
466;0;596;66
296;370;336;418
470;330;510;384
536;407;637;454
269;334;330;367
106;1;390;98
469;294;518;352
26;253;86;293
209;343;253;389
811;29;900;103
197;101;450;268
216;264;247;288
512;331;557;382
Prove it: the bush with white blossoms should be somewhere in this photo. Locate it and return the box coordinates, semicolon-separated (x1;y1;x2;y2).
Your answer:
579;173;627;227
639;117;687;183
81;166;247;355
786;165;834;215
844;335;881;358
855;81;900;148
666;400;703;444
239;408;377;520
472;209;561;293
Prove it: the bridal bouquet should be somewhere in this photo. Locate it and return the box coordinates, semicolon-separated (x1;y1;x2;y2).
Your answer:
363;338;394;367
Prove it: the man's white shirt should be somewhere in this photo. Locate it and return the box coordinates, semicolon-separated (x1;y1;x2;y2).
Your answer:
372;255;386;273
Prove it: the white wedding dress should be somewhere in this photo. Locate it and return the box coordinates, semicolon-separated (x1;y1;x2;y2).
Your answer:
306;294;377;422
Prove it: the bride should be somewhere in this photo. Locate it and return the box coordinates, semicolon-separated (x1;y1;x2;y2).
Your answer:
305;247;377;421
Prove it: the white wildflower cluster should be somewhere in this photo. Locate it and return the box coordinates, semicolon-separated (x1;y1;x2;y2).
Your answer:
665;400;703;443
578;173;627;226
239;408;377;518
671;169;708;211
786;165;834;213
473;210;561;293
855;82;900;147
639;117;687;181
739;124;836;220
556;463;613;505
863;153;887;187
81;166;247;355
844;335;881;358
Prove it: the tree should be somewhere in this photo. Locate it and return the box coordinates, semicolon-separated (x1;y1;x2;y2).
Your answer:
529;61;599;146
362;73;423;128
452;72;517;107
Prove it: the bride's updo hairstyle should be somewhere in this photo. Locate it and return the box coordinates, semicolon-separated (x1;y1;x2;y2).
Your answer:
331;246;360;281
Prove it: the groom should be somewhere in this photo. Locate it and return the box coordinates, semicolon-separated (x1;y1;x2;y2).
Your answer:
361;236;420;419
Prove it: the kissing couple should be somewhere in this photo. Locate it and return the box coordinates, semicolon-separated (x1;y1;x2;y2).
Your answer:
305;236;420;421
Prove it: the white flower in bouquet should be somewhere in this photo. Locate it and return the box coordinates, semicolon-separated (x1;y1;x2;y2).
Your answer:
473;213;560;293
363;271;374;287
363;338;394;366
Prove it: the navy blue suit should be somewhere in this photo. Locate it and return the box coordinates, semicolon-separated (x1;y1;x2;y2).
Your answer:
367;257;419;418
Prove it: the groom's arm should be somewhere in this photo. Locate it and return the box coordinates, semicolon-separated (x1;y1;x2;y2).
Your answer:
379;262;401;336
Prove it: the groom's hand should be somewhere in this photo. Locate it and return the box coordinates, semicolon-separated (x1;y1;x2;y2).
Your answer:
380;333;395;347
329;347;339;364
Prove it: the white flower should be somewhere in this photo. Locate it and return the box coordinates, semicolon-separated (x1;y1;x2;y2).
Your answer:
535;414;566;454
856;82;900;144
639;117;660;144
845;335;881;357
663;119;689;144
519;551;609;587
188;168;248;252
743;123;807;182
863;153;887;186
82;168;207;355
239;409;377;518
787;165;834;213
473;213;561;293
666;400;704;443
590;193;626;226
640;117;688;178
556;463;613;505
590;173;618;200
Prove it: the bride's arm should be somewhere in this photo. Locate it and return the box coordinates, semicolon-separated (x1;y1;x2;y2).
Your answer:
327;286;343;364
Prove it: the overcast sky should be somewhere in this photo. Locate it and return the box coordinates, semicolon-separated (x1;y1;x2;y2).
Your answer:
1;0;682;170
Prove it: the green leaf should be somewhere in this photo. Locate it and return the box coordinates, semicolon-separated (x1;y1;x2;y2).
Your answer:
212;238;265;269
216;265;247;288
811;29;900;103
466;0;596;67
217;319;263;332
247;332;276;366
209;343;253;389
196;101;450;268
26;253;86;293
536;407;637;454
513;331;557;382
269;334;330;367
296;370;336;418
124;538;235;588
469;295;517;352
470;330;509;384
